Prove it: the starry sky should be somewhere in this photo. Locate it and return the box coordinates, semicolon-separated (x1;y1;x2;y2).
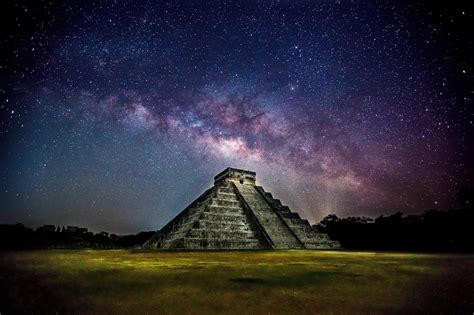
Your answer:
1;0;473;234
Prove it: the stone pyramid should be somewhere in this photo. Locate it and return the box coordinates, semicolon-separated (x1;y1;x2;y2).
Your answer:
144;168;340;249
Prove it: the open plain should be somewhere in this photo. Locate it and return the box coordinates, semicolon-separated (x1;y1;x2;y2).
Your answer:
1;250;473;314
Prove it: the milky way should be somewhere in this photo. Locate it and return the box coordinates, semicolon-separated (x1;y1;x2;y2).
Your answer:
1;1;472;233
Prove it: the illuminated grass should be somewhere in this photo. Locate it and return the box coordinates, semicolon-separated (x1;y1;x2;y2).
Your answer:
1;250;473;313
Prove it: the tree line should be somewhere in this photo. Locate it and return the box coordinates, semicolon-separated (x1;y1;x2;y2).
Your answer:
1;186;472;251
0;224;155;249
314;186;474;251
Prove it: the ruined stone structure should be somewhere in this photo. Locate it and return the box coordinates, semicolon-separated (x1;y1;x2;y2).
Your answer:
144;168;340;249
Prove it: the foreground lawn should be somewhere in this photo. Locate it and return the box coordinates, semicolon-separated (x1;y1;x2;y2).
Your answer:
0;250;473;314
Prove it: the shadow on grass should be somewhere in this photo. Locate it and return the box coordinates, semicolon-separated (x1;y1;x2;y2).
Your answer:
231;271;366;288
0;265;85;313
230;277;267;284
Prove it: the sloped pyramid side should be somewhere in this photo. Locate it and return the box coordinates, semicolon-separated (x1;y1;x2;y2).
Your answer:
233;182;304;249
255;186;341;249
143;182;269;249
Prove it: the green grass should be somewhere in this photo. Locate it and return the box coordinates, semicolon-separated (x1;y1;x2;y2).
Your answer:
1;250;473;314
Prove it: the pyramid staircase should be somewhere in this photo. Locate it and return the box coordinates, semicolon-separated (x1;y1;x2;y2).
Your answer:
144;168;340;250
143;182;268;249
255;186;341;249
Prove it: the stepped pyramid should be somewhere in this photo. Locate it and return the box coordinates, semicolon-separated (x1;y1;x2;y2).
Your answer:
144;168;340;249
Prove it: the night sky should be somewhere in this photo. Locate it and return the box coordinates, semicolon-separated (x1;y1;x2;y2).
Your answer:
1;1;472;234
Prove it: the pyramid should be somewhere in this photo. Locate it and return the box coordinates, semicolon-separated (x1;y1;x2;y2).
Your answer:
143;168;340;249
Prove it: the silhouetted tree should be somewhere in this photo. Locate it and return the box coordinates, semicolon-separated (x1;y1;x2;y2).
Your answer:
456;185;474;209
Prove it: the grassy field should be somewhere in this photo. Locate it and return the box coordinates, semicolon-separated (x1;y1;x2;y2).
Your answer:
0;250;473;314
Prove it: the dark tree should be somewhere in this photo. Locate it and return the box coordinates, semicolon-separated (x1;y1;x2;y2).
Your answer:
456;186;474;209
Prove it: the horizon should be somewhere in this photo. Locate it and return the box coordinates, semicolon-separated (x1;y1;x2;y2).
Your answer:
2;182;467;236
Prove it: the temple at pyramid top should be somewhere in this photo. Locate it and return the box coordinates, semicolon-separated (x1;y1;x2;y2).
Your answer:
214;167;256;185
144;167;340;250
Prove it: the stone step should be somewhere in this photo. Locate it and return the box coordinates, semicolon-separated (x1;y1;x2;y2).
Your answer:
216;187;234;194
276;206;291;213
195;217;249;226
215;192;238;201
200;212;249;222
186;228;255;239
204;204;243;212
199;216;247;225
182;237;262;249
269;199;282;206
209;198;241;207
193;220;250;231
